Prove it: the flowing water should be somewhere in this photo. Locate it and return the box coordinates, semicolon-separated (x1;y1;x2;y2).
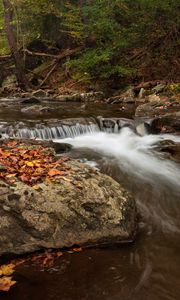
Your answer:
1;101;180;300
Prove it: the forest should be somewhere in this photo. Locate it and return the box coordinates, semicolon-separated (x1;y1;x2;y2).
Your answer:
0;0;180;91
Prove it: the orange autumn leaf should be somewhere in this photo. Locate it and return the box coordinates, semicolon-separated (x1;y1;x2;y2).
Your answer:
0;277;16;292
5;174;17;178
48;169;65;176
0;140;71;186
72;247;82;252
56;251;63;257
20;174;30;182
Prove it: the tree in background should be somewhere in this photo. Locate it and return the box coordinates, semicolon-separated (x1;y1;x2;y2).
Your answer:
2;0;29;88
0;0;179;88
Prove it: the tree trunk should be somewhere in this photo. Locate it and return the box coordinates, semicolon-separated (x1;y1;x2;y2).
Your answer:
2;0;29;89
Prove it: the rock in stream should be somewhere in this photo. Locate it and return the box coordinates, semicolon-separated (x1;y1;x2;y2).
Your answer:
0;160;137;256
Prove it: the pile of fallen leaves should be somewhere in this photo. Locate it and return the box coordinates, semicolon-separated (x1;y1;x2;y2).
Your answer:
0;247;82;292
0;140;72;186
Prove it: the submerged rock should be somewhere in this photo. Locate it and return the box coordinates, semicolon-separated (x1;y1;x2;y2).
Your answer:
32;89;48;98
151;111;180;133
156;140;180;163
21;105;52;115
0;160;137;256
55;92;104;102
21;97;41;105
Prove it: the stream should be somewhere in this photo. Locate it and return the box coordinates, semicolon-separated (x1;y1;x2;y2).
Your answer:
0;100;180;300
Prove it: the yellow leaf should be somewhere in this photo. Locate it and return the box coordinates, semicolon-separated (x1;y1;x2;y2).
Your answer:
0;276;16;292
32;185;41;190
25;162;34;167
0;264;15;276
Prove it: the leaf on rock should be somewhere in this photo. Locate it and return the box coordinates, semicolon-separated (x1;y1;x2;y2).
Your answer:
48;169;65;176
0;141;72;186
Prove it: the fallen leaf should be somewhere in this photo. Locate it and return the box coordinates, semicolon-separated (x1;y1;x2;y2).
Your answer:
0;277;16;292
72;247;82;252
32;185;42;190
56;251;63;257
6;174;17;178
25;162;34;167
48;169;65;176
20;174;30;182
0;264;15;276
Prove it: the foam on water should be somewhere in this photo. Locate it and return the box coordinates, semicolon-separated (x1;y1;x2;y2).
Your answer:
55;127;180;188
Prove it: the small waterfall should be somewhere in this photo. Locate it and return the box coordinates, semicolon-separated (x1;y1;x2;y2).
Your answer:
14;123;100;140
0;117;135;140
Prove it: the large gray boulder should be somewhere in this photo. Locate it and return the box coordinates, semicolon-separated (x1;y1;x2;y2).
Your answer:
0;160;137;256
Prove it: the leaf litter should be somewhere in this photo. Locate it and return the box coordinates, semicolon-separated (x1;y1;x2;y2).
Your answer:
0;140;73;186
0;140;84;292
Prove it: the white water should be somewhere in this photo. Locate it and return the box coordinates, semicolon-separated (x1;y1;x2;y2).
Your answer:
55;127;180;188
55;127;180;233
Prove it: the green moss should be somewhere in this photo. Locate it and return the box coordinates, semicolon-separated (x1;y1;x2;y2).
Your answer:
165;84;180;95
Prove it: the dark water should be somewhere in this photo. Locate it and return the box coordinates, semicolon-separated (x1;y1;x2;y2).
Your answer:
1;100;180;300
0;99;135;123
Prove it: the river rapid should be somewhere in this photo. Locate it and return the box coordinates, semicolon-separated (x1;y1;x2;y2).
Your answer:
1;101;180;300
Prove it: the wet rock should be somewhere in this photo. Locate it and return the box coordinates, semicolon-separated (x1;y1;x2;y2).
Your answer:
123;97;135;104
138;88;146;99
32;89;47;98
135;123;152;136
21;97;41;105
147;94;161;103
49;142;72;154
56;92;104;103
0;160;137;256
97;117;135;132
106;88;136;104
156;140;180;163
151;111;180;133
152;84;166;94
21;105;52;115
135;98;180;118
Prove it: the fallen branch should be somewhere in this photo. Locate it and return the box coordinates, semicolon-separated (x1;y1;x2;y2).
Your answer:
0;54;12;60
39;62;59;87
24;46;83;60
24;49;58;59
39;47;83;87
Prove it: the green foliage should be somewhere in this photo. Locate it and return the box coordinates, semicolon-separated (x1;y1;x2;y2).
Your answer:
68;47;134;79
0;0;179;81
